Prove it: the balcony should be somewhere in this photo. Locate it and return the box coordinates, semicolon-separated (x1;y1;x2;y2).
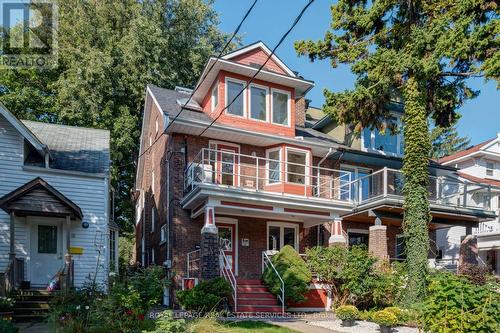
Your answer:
182;148;354;219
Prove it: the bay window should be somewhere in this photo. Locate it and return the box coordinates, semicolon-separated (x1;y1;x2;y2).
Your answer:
226;79;245;117
266;148;281;184
250;85;268;121
286;149;308;184
272;89;290;126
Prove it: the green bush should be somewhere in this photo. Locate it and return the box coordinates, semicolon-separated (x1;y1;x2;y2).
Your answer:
148;310;186;333
372;310;398;327
422;271;500;333
177;277;231;313
0;297;14;311
335;305;359;321
0;320;18;333
263;245;312;303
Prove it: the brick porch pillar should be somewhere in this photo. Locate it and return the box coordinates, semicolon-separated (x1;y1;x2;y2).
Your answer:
328;217;346;247
368;218;388;260
458;234;478;268
200;206;219;280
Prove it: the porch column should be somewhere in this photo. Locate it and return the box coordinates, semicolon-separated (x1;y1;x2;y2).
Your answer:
64;215;73;290
9;212;15;260
328;217;346;247
458;234;478;271
368;217;388;260
200;206;219;280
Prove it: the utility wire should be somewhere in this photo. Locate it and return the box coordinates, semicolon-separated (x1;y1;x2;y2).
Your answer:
197;0;315;137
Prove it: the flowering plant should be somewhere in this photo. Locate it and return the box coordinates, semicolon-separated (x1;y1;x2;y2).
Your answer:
0;297;14;311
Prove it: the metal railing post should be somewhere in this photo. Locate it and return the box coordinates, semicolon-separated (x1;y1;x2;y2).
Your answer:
256;156;259;190
383;167;388;197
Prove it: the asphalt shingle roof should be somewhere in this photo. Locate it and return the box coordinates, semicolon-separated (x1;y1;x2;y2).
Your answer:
22;120;110;174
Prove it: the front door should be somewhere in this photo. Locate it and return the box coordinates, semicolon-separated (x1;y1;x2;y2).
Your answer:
218;223;236;275
30;219;64;287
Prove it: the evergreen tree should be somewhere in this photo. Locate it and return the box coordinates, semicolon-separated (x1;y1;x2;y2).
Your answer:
296;0;498;303
0;0;231;231
430;125;471;159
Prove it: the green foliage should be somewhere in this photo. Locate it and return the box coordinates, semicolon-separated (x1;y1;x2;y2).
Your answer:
0;0;233;231
372;310;398;327
335;305;359;321
458;263;493;285
430;124;470;159
262;245;312;303
0;297;14;311
176;277;231;314
0;320;18;333
118;233;135;274
422;271;500;333
295;0;499;305
148;310;186;333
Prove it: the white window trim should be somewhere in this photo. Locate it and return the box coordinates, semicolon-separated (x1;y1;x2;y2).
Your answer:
346;228;369;246
151;170;155;195
211;83;219;112
361;114;403;157
216;217;239;276
160;224;167;244
225;77;247;118
266;221;299;252
248;83;269;122
266;147;282;185
486;161;494;177
270;88;291;127
285;147;311;186
340;164;372;201
208;140;241;187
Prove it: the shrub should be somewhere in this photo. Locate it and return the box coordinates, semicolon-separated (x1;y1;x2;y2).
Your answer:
422;271;500;333
358;310;373;321
177;277;231;313
0;320;17;333
372;310;398;327
0;297;14;311
458;263;492;285
263;245;312;303
335;305;359;321
149;310;186;333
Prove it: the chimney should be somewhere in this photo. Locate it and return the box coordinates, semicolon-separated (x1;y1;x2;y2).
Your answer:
295;97;307;127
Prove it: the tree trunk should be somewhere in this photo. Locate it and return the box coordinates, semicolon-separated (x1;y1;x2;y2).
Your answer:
402;76;431;304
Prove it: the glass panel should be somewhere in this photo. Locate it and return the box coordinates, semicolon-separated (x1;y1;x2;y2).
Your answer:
272;91;288;125
227;81;244;116
221;151;234;186
362;128;372;149
38;225;57;254
218;227;232;251
358;170;371;201
396;236;406;259
374;124;398;154
283;227;296;249
287;151;306;184
250;86;267;121
268;150;280;183
212;85;218;108
348;232;369;247
268;226;280;251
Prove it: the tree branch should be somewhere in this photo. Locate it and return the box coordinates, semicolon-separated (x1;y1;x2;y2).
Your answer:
439;72;483;78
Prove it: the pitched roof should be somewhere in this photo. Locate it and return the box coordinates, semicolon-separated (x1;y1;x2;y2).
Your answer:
438;138;495;164
21;120;110;174
457;171;500;187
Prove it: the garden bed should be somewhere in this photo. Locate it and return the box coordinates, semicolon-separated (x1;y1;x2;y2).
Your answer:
308;319;418;333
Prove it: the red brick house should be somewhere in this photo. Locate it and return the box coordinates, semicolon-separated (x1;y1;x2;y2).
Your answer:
134;42;496;312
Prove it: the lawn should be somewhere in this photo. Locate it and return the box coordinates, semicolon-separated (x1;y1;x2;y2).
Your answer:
189;319;299;333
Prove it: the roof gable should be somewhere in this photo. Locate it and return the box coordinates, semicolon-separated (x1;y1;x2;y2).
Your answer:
439;137;498;164
222;41;296;77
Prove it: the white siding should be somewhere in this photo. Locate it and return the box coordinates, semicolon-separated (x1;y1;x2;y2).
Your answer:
0;114;110;288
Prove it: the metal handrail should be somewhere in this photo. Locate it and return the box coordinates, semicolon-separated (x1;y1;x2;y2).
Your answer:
219;249;237;312
186;249;201;279
262;251;285;314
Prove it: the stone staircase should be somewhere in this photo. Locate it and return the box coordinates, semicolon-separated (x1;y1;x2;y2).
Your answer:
235;279;283;313
12;290;53;322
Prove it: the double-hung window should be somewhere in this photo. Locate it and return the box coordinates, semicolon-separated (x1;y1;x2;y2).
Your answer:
286;148;308;184
226;79;245;117
250;85;268;121
272;89;290;126
211;84;218;111
266;148;281;184
486;162;494;177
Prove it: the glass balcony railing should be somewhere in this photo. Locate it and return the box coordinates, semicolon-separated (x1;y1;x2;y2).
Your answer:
184;148;352;202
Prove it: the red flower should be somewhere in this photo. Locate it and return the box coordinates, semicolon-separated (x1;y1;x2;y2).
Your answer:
137;314;145;321
125;309;133;316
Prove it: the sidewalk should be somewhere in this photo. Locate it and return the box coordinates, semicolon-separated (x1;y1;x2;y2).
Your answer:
15;322;50;333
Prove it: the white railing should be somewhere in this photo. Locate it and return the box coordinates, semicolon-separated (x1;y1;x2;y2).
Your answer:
186;249;201;279
347;167;495;211
185;148;352;201
262;251;285;314
219;249;237;312
475;220;500;234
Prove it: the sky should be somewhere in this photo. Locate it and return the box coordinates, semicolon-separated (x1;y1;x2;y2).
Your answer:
214;0;499;145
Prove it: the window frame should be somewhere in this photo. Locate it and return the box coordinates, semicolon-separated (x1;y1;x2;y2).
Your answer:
151;207;155;233
285;147;311;185
248;83;269;122
266;221;299;252
361;114;403;156
266;147;282;185
160;224;167;244
211;83;219;112
270;88;291;127
347;228;369;248
486;161;494;177
225;77;247;118
395;234;406;260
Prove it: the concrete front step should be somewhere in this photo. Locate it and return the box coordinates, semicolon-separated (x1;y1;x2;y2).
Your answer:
238;292;276;299
237;286;269;293
236;304;283;313
238;298;279;306
236;279;263;285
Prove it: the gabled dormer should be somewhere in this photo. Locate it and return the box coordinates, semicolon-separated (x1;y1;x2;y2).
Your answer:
190;42;314;137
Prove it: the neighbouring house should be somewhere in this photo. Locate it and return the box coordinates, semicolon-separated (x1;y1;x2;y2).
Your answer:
436;134;500;275
134;41;496;312
0;104;118;295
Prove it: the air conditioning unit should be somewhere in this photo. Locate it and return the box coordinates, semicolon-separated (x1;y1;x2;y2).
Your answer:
186;163;213;191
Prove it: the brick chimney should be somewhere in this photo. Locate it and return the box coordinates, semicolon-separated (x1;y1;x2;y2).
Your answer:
295;97;308;127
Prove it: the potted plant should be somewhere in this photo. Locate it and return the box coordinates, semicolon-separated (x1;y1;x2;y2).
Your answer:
335;305;359;327
372;310;398;333
0;297;14;319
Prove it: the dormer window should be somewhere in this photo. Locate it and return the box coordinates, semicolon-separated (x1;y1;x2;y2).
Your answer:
211;84;218;112
362;116;404;156
486;162;494;177
250;84;268;121
226;79;246;117
271;89;290;126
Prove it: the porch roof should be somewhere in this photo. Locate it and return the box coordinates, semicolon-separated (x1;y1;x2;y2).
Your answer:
0;177;83;219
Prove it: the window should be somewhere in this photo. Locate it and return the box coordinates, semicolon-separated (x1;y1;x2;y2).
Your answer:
38;225;58;254
266;149;281;184
486;162;494;177
286;149;307;184
149;135;152;147
348;231;369;247
226;80;245;117
141;237;145;266
341;165;372;201
151;248;155;264
135;192;144;225
272;90;289;126
250;85;267;121
160;224;167;244
211;84;218;111
151;208;155;233
155;118;159;134
362;117;403;155
267;223;298;251
395;235;406;260
151;170;155;195
109;230;117;270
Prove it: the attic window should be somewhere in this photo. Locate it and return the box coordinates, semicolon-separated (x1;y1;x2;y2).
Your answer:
486;162;494;177
23;140;45;167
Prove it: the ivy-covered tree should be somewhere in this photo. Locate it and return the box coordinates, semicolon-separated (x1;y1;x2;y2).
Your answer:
430;124;471;159
296;1;498;303
0;0;231;231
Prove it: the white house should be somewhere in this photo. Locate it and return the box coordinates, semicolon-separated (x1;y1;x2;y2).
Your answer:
437;133;500;275
0;103;118;292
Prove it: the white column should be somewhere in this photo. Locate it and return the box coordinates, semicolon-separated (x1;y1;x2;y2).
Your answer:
328;217;346;246
201;206;217;234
